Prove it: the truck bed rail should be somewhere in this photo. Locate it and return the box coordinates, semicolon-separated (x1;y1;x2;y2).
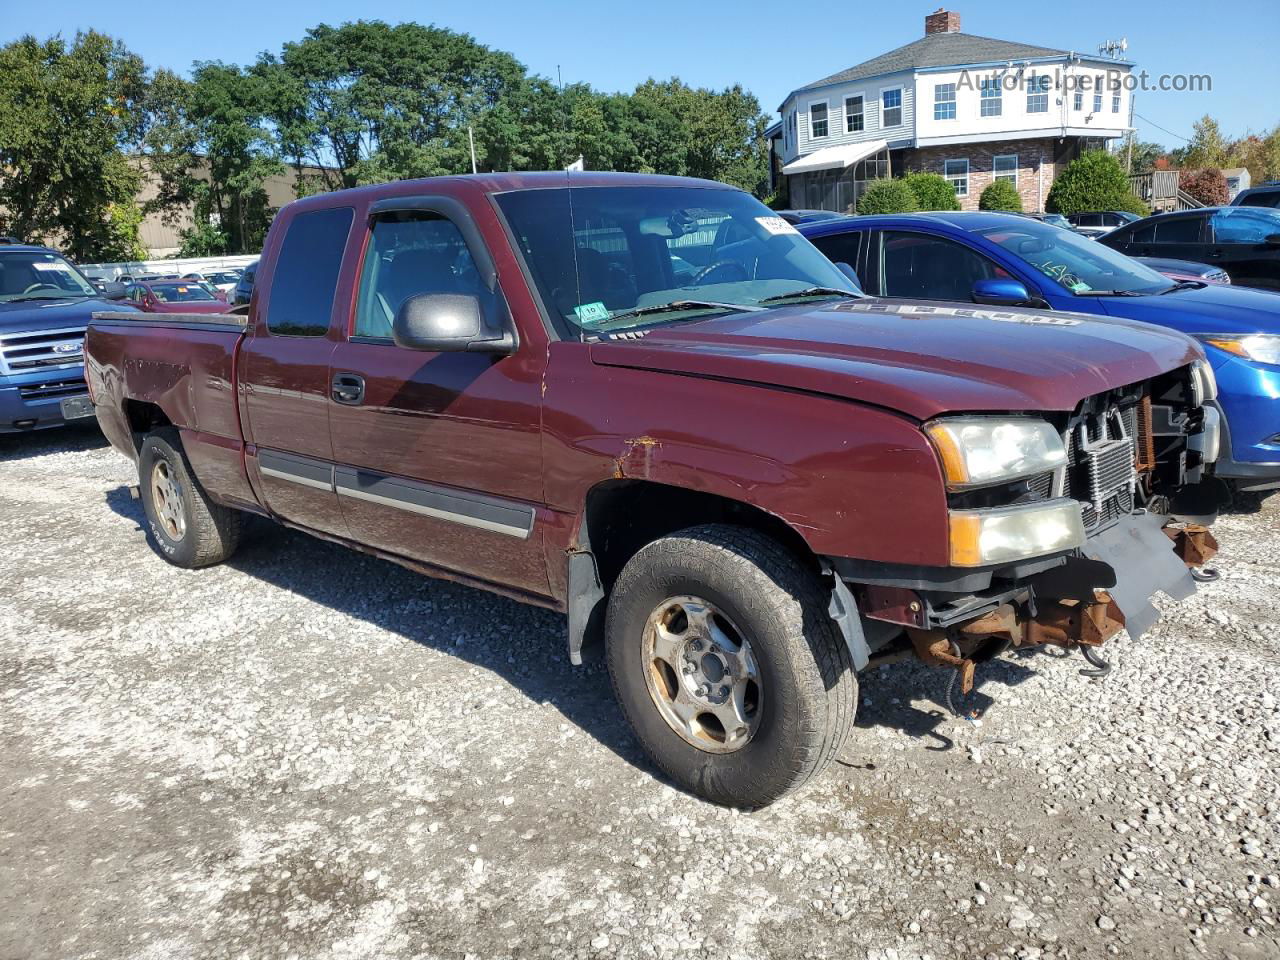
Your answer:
90;310;249;333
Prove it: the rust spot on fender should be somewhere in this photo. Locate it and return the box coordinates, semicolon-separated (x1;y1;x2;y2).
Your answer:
613;436;662;479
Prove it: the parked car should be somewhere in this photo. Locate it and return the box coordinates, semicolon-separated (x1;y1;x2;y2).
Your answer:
776;209;849;226
1133;257;1231;285
1100;207;1280;291
800;211;1279;491
184;269;241;295
1231;181;1280;209
1019;212;1075;231
124;280;230;314
1066;211;1142;238
231;260;258;305
1;244;129;432
87;173;1218;807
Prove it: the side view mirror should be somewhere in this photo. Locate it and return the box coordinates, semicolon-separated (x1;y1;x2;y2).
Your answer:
101;280;128;301
392;292;515;354
972;277;1033;307
834;262;863;292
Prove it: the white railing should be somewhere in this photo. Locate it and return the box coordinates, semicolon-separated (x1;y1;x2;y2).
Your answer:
77;253;259;281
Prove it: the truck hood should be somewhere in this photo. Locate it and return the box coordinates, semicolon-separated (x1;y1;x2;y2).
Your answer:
589;299;1202;421
0;296;134;334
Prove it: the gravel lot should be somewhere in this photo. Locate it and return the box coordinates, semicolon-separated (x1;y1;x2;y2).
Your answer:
2;425;1279;960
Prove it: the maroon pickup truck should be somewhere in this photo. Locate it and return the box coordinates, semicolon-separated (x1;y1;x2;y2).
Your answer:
86;172;1220;807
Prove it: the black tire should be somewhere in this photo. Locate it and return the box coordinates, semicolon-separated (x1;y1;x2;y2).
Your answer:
138;427;241;568
605;524;857;808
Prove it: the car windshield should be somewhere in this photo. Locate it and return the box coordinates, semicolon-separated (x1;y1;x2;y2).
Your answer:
150;282;217;303
495;184;859;335
975;218;1173;295
0;250;97;301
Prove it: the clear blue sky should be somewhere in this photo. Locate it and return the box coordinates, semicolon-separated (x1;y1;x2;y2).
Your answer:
6;0;1274;149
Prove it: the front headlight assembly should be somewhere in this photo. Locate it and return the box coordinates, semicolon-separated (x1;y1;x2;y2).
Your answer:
925;417;1068;489
1195;333;1280;368
949;500;1087;567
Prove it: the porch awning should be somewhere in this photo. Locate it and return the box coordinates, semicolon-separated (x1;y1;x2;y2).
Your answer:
782;139;888;175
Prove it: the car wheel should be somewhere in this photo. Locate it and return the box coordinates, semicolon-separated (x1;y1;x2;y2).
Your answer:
605;524;857;807
138;427;241;568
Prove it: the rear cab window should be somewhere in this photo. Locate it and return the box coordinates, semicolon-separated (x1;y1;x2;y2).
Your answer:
265;207;354;337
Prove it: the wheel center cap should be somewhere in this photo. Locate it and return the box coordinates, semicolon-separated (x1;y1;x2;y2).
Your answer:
700;654;727;684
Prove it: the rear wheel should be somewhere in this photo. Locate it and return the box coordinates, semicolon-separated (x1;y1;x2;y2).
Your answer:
605;524;857;808
138;428;241;568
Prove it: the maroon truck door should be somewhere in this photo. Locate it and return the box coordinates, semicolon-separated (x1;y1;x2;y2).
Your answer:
325;194;550;597
238;205;355;538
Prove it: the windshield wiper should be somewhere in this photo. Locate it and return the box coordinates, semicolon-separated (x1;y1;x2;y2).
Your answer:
4;294;81;303
1159;280;1206;294
593;299;761;330
757;287;863;304
1084;289;1145;297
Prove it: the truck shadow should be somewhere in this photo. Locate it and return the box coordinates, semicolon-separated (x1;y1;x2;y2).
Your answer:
0;423;108;462
103;485;1059;780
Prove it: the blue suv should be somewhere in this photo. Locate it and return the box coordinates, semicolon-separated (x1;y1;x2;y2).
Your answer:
800;212;1280;491
0;243;131;433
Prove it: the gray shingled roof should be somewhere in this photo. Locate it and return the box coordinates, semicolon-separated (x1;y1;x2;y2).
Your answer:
796;32;1068;93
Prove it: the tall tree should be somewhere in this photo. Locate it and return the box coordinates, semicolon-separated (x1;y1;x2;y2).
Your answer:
257;20;526;189
1179;115;1231;169
0;31;148;260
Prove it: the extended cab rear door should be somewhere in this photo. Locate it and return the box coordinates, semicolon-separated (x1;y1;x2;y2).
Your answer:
238;204;355;538
325;193;550;597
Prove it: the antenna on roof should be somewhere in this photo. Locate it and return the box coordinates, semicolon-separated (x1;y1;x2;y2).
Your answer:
1097;38;1128;59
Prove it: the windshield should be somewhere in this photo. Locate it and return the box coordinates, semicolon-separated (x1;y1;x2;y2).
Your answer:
975;218;1172;295
0;250;97;301
150;282;217;302
496;185;859;335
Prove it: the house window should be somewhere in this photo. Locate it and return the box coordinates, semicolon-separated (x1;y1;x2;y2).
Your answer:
1112;94;1121;113
980;77;1002;117
934;83;956;120
809;101;828;139
993;154;1018;187
1026;75;1049;114
845;95;864;133
1094;75;1103;113
944;158;969;197
1073;90;1083;111
882;88;902;127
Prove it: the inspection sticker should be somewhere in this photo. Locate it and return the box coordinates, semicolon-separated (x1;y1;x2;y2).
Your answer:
756;216;800;236
573;301;611;325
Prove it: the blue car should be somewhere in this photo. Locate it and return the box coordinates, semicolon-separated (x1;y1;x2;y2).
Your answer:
800;212;1280;491
0;243;131;433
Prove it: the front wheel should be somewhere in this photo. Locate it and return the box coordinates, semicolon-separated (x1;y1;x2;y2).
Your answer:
605;525;857;808
138;428;241;568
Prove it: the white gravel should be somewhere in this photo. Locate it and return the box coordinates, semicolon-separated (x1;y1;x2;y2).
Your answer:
2;425;1279;960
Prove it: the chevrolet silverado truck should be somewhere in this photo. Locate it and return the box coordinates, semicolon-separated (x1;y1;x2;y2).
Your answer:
86;173;1220;807
1;242;129;432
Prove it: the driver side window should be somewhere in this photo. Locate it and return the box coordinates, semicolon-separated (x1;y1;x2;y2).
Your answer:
354;213;481;340
878;231;1003;301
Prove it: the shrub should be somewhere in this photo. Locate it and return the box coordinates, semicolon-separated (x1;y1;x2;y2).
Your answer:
1046;150;1149;216
1179;168;1230;207
856;178;919;215
903;172;961;211
978;179;1023;212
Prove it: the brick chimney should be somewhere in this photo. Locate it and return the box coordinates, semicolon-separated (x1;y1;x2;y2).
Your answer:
925;8;961;35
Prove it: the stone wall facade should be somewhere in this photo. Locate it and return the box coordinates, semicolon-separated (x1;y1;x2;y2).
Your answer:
901;137;1083;212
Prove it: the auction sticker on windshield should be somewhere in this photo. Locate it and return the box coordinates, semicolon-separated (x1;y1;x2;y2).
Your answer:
574;301;611;326
756;216;800;236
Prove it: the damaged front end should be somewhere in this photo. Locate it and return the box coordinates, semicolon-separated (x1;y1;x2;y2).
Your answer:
832;364;1221;691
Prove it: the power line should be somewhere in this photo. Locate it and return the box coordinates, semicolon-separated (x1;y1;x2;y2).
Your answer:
1134;112;1192;143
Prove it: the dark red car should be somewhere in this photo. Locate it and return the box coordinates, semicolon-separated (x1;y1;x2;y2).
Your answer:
124;279;227;313
86;173;1220;807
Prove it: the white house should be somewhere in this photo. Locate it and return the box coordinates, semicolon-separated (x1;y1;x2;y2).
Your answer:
771;9;1134;212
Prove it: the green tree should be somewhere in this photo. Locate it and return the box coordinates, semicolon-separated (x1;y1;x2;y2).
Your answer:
856;179;918;214
0;31;148;260
175;218;230;257
1230;127;1280;185
1117;133;1166;173
1180;115;1230;170
1046;151;1148;216
978;180;1023;212
902;172;960;211
257;21;526;188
